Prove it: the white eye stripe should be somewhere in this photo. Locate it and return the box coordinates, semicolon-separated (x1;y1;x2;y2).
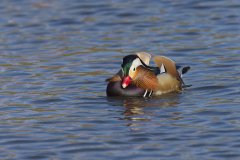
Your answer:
130;58;142;72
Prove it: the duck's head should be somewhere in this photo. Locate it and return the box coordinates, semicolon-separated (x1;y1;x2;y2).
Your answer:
121;55;145;88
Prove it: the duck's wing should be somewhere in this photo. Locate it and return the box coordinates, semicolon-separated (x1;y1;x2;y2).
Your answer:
153;56;179;76
136;52;151;66
106;69;122;82
153;56;184;84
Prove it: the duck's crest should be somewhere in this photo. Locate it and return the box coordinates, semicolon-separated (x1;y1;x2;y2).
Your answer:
136;52;151;66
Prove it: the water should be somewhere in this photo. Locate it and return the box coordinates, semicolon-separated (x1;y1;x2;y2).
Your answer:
0;0;239;159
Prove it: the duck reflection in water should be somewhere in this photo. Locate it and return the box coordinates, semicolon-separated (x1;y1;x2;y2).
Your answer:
107;94;181;130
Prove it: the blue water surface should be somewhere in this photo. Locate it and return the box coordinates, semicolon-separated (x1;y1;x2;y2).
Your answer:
0;0;239;159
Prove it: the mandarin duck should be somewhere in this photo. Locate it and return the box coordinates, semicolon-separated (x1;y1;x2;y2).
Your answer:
106;52;190;97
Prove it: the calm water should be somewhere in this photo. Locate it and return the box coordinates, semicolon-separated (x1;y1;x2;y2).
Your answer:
0;0;240;159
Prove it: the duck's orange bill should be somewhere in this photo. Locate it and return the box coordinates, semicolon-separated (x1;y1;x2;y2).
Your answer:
122;76;132;88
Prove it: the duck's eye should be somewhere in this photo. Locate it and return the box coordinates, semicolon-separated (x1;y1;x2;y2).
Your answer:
133;67;136;71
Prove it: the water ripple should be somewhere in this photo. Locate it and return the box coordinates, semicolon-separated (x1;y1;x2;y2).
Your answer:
0;0;239;159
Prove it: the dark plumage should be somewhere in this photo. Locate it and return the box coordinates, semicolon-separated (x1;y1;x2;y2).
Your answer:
106;81;145;97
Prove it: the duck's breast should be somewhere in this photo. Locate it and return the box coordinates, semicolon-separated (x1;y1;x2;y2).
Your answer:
106;81;145;97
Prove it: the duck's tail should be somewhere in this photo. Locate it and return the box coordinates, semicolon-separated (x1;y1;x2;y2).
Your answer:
177;66;191;88
179;66;191;78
